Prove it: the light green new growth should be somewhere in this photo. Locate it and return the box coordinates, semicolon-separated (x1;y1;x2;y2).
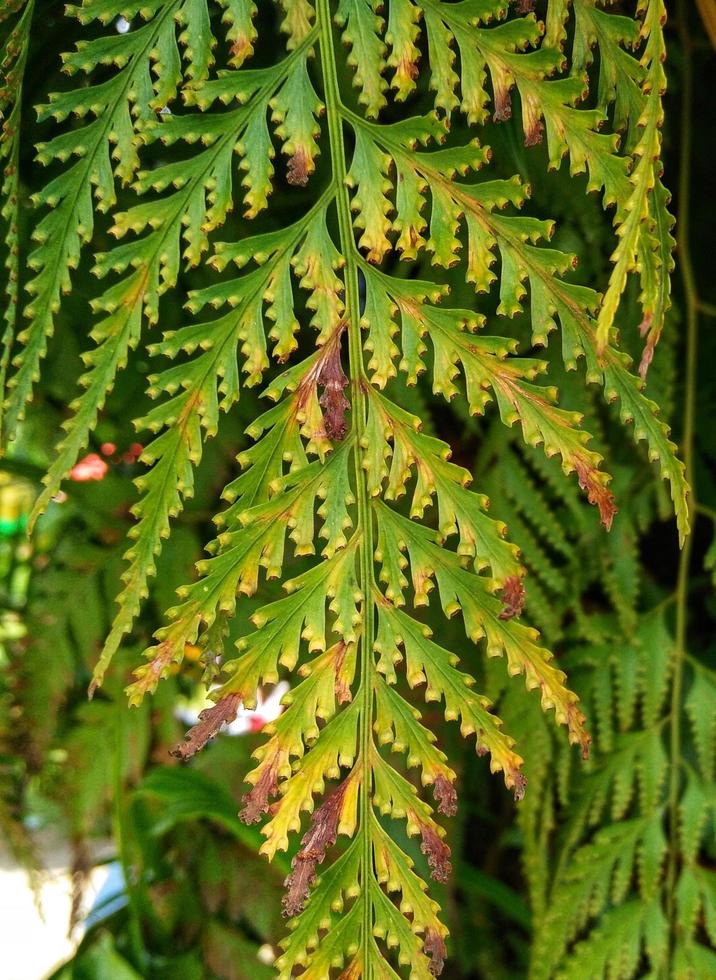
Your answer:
0;0;687;975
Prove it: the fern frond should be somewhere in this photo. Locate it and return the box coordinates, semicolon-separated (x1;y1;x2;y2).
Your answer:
531;609;716;980
595;0;675;369
3;1;688;975
346;103;687;539
569;0;645;145
5;0;184;437
31;31;321;527
0;0;34;443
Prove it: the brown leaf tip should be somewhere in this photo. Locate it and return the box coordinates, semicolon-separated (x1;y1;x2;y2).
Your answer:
240;758;280;824
493;86;512;123
524;117;544;147
638;312;658;381
566;702;591;761
512;771;527;802
333;641;353;704
419;823;452;883
424;929;447;977
283;780;350;917
573;456;617;530
579;727;591;762
317;329;350;441
433;775;458;817
397;56;419;83
170;693;242;761
498;576;526;620
287;148;310;187
229;35;251;66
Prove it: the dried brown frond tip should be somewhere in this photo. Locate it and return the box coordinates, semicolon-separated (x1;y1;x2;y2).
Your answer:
424;928;447;977
283;779;351;917
499;576;526;621
573;456;618;530
240;756;281;824
512;771;528;803
287;147;310;186
433;775;458;817
419;823;452;883
317;338;350;441
170;693;242;760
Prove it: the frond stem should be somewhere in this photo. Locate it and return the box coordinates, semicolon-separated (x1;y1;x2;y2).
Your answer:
316;0;376;973
694;502;716;524
665;0;697;964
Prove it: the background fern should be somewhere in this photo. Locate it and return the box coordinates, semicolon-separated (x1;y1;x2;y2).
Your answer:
0;1;714;978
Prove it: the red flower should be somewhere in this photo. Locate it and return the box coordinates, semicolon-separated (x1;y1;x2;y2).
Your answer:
70;453;108;482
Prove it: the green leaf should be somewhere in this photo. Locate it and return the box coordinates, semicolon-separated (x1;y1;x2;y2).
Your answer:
135;766;280;863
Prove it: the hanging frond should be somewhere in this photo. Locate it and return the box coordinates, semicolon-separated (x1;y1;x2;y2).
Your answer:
529;611;716;980
0;1;686;975
0;0;34;442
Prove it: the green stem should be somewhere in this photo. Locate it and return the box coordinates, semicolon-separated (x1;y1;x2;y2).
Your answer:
665;2;697;965
695;501;716;524
316;2;375;974
696;300;716;317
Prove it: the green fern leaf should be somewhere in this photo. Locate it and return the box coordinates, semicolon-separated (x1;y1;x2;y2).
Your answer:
595;0;675;370
3;1;689;975
0;0;34;443
5;1;186;436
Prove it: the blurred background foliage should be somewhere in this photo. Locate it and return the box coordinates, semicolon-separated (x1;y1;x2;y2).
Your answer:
0;1;715;978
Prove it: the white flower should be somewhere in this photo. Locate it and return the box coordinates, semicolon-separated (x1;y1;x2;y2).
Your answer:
257;945;276;966
175;681;290;736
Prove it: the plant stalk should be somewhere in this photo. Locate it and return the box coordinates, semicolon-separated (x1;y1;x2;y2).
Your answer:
665;0;698;964
316;1;376;974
